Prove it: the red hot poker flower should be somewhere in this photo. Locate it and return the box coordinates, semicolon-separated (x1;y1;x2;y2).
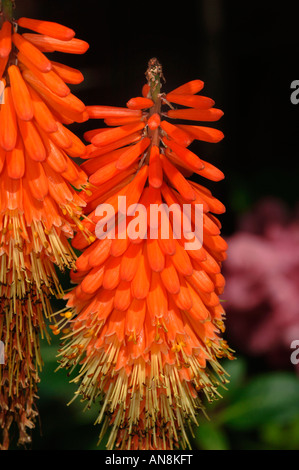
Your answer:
58;58;233;450
0;6;90;449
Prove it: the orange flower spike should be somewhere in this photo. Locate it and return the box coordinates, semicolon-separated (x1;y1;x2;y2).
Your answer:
12;33;52;72
17;17;75;41
8;65;34;121
0;86;18;151
59;58;232;451
0;21;12;58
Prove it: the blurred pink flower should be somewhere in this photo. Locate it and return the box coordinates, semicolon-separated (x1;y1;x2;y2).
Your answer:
223;198;299;369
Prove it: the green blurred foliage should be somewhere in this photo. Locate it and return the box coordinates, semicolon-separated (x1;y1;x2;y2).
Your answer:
191;359;299;450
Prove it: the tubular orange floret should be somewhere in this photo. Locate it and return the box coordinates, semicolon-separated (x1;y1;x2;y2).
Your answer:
147;112;160;130
8;65;34;121
165;93;215;109
12;33;52;73
87;105;142;119
51;61;84;84
126;97;154;110
27;85;59;133
22;33;89;54
17;18;76;41
0;21;12;58
168;79;204;95
166;107;224;121
91;122;146;147
0;86;18;151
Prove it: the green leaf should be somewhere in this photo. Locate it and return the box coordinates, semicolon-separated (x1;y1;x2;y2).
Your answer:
217;372;299;430
195;422;230;450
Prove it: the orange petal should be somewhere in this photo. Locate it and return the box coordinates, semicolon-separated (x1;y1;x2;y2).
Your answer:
114;280;132;311
146;237;165;272
196;159;224;181
22;68;85;121
0;21;12;58
120;242;142;282
166;107;223;121
147;112;160;130
8;65;34;121
160;154;196;201
131;243;151;299
18;51;70;97
104;115;142;126
0;87;18;151
160;120;192;147
24;152;49;200
18;117;47;161
51;61;84;84
83;132;142;158
0;56;8;80
165;93;215;109
6;135;25;179
0;146;6;174
171;239;193;276
0;166;22;211
41;161;74;205
126;97;154;110
178;124;224;143
22;33;89;54
168;79;204;95
160;256;180;295
84;238;112;269
91;122;145;147
17;18;75;41
149;145;163;189
147;271;168;323
125;298;146;337
87;105;142;119
115;137;150;170
27;85;58;133
12;33;52;72
102;256;121;290
162;137;204;171
80;266;105;295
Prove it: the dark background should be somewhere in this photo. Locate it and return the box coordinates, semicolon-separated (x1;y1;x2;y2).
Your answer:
10;0;299;450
